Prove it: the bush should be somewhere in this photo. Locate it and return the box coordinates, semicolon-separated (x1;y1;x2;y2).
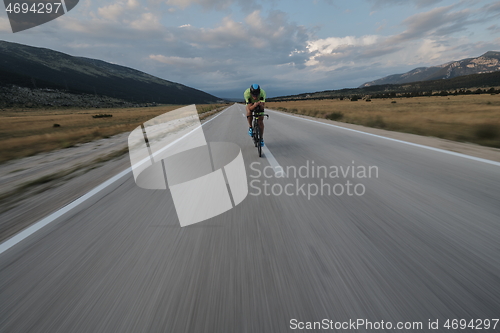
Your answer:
53;123;61;127
350;96;359;101
92;114;113;118
366;115;386;128
365;99;371;102
326;112;344;121
391;101;397;104
475;123;499;140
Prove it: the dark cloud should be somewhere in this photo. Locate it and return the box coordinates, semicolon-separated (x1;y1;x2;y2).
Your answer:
167;10;311;69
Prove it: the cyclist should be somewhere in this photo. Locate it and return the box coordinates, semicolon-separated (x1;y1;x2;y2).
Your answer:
244;84;267;146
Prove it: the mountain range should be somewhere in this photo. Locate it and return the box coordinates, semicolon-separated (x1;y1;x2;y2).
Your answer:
0;40;220;105
360;51;500;87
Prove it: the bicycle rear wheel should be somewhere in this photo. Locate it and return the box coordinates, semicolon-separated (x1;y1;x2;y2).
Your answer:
253;119;259;147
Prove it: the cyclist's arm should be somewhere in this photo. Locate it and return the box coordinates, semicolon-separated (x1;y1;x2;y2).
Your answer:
258;90;266;110
246;98;261;111
250;102;264;112
244;89;254;105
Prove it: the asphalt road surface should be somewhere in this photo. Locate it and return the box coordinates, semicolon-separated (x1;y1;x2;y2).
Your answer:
1;104;500;332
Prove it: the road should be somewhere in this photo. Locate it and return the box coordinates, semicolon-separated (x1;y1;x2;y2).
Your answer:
1;104;500;332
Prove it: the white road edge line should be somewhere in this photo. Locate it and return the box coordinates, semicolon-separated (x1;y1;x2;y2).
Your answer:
0;106;231;255
269;109;500;167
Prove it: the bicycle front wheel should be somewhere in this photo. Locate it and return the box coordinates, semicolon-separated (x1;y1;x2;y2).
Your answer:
253;120;259;147
256;127;262;157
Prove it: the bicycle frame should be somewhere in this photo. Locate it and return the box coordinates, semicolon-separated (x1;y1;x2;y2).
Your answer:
248;106;268;157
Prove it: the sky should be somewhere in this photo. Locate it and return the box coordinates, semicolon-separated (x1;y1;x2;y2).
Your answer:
1;0;500;98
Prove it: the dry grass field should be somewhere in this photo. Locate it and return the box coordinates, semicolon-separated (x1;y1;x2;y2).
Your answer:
0;104;228;163
267;94;500;148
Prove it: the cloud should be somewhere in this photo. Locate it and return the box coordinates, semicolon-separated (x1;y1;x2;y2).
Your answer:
487;24;500;34
188;16;247;47
149;55;207;68
127;0;140;9
392;5;458;42
376;20;387;32
414;38;448;61
165;0;230;10
169;10;310;66
307;35;379;54
0;17;11;33
97;4;124;21
97;0;143;21
129;13;163;31
300;3;497;73
303;6;466;70
346;5;479;62
306;35;380;66
368;0;443;10
483;1;500;14
164;0;258;11
136;9;312;93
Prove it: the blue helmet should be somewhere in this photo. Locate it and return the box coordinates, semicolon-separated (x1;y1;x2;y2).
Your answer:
250;84;260;96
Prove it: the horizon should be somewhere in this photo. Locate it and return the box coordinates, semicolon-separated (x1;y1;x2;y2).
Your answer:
1;0;500;98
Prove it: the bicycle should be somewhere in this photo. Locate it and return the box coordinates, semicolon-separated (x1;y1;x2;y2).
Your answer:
247;106;269;157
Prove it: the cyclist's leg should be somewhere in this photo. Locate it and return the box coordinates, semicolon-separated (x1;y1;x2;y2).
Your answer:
246;104;253;128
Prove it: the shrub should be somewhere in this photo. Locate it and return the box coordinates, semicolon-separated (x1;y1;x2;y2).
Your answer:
365;99;371;102
326;112;344;121
391;101;397;104
351;96;359;101
366;116;386;128
475;123;499;140
92;114;113;118
53;123;61;127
